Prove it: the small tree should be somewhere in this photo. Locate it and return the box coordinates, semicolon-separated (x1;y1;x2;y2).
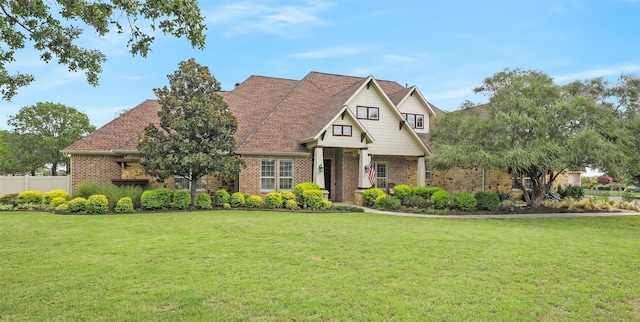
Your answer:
138;59;244;205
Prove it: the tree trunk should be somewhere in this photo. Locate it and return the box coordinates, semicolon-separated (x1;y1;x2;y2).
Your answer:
190;179;198;207
51;162;58;176
530;190;544;207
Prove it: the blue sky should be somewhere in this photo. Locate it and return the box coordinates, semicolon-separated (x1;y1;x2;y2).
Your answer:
2;0;639;129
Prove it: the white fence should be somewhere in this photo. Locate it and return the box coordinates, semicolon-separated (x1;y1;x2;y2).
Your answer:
0;176;71;195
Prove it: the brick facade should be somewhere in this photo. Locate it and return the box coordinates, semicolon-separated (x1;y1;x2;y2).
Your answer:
70;154;122;192
238;155;313;198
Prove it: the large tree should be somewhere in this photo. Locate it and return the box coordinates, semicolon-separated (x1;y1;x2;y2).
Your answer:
7;102;95;175
0;0;206;100
429;68;627;207
138;58;244;205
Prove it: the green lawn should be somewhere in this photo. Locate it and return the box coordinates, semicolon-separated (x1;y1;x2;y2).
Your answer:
2;211;639;321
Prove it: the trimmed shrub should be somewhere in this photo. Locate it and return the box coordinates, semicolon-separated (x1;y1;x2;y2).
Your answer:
140;188;173;210
295;182;320;204
412;186;444;200
303;189;324;210
246;195;263;208
86;195;109;214
223;203;231;209
431;190;451;210
281;190;296;202
75;183;143;211
453;192;477;212
0;193;18;206
214;189;230;207
55;203;69;213
265;192;284;209
50;197;67;208
475;191;500;211
230;192;245;208
393;184;412;200
402;195;430;208
375;195;402;210
67;197;87;212
115;197;134;213
285;199;299;210
172;190;191;210
196;193;212;209
321;200;332;210
362;188;385;207
17;190;43;204
43;189;70;205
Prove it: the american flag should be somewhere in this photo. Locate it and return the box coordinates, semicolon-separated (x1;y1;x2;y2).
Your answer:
368;159;376;186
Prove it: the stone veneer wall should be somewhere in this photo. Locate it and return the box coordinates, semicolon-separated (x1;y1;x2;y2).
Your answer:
70;154;122;193
238;155;312;197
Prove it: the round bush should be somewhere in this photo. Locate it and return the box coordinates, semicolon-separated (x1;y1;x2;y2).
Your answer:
17;190;43;205
431;190;451;210
265;192;284;209
246;195;263;208
214;189;230;207
321;200;332;210
86;194;109;214
281;190;296;202
285;199;299;210
453;192;477;212
141;188;173;210
115;197;134;213
393;184;412;200
295;182;321;204
303;189;324;209
362;188;385;207
0;193;18;207
374;195;402;210
475;191;500;211
67;197;87;212
43;189;70;205
402;195;430;208
50;197;67;208
55;203;69;213
172;190;191;210
223;203;231;209
230;192;245;208
196;193;212;209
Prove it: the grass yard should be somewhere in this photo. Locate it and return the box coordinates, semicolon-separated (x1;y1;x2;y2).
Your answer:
1;211;640;321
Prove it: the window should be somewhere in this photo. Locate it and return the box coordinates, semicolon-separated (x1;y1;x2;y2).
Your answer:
357;106;379;120
174;175;207;191
512;175;532;190
332;125;352;136
261;158;294;191
279;160;294;190
375;162;388;189
425;161;432;181
402;113;425;129
261;159;276;191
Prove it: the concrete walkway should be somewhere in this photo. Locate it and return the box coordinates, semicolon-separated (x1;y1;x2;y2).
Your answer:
337;203;639;219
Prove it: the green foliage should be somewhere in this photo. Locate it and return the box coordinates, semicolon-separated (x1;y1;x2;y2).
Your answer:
557;185;584;200
265;192;284;209
140;188;173;210
401;195;430;208
43;189;70;205
75;183;143;210
49;197;67;208
196;193;212;209
67;197;87;212
474;192;500;211
362;188;385;207
8;103;95;174
86;195;109;214
54;203;69;213
295;182;321;204
393;184;412;200
230;192;245;208
412;186;444;200
302;189;324;210
285;199;299;210
17;190;43;204
321;200;333;210
223;203;231;210
214;189;230;207
0;1;206;100
172;190;191;210
115;197;134;213
453;192;477;212
431;190;451;210
0;193;18;206
621;191;635;202
281;190;296;202
76;183;101;198
374;195;402;210
138;59;245;206
245;195;263;208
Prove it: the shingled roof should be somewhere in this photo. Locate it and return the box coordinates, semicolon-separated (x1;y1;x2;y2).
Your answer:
63;72;442;155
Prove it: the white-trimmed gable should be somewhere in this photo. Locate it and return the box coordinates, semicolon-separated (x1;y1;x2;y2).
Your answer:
396;87;435;134
314;107;373;148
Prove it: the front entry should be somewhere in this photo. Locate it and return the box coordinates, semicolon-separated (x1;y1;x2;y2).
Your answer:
323;159;331;200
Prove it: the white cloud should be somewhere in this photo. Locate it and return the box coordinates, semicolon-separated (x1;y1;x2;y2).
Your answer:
207;1;333;37
554;64;640;82
290;46;364;59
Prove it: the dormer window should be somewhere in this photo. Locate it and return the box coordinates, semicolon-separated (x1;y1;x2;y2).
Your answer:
401;113;424;129
333;125;352;136
357;106;379;120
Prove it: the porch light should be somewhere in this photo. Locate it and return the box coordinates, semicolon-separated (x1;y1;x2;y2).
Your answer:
319;163;324;172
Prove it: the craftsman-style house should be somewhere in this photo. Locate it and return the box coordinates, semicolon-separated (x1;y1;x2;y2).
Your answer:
63;71;572;203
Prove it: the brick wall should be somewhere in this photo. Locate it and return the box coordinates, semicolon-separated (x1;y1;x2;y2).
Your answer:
70;154;122;193
238;155;312;197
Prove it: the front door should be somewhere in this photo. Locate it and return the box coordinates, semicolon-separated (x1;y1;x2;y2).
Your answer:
323;159;331;200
